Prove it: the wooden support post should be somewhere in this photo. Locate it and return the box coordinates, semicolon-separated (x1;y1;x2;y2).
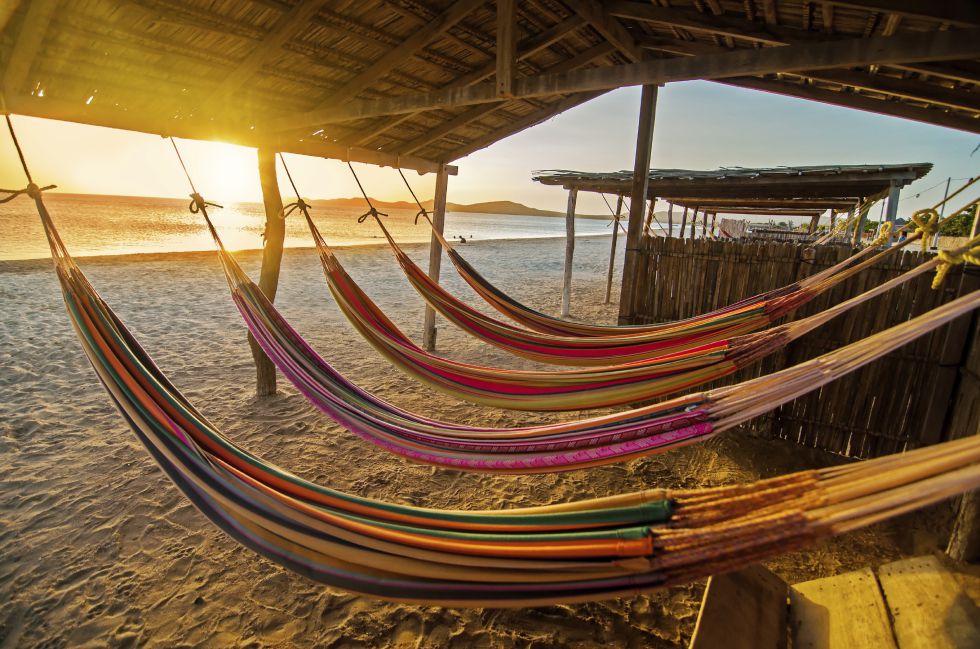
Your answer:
690;207;698;238
605;195;624;304
667;202;674;237
710;212;717;237
250;148;286;396
618;84;658;324
701;210;708;237
561;188;578;318
882;181;901;246
970;203;980;238
852;199;868;245
935;176;953;248
808;213;820;234
830;210;837;231
422;164;450;350
679;205;689;238
496;0;516;97
643;198;655;236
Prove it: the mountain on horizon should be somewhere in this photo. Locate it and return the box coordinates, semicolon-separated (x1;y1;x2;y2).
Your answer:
310;197;606;219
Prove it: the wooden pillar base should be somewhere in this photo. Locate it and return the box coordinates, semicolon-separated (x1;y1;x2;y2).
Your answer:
252;147;286;396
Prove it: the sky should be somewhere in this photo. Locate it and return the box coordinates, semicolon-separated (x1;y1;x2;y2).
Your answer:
1;80;978;219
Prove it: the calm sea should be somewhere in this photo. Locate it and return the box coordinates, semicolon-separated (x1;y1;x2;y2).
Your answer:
0;193;614;261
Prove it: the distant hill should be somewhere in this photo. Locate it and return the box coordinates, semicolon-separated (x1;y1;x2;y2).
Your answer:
310;197;606;219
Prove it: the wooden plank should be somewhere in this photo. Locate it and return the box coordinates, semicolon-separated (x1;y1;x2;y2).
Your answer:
3;94;456;175
689;564;788;649
565;0;644;62
271;28;980;130
878;555;980;649
790;568;897;649
825;1;980;27
496;0;517;97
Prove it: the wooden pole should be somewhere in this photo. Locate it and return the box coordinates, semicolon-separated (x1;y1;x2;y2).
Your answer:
710;212;717;237
422;164;450;350
618;84;658;325
970;203;980;238
882;180;901;246
690;207;698;239
605;194;623;304
679;206;689;238
935;176;952;248
667;202;674;237
643;198;655;236
808;214;819;234
701;210;708;237
561;188;578;318
852;198;868;246
250;148;286;396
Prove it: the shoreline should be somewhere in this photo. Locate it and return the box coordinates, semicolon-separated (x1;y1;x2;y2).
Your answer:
0;232;613;269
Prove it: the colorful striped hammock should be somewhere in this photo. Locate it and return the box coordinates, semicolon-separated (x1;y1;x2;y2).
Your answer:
374;213;913;366
415;211;937;339
283;209;942;412
189;204;972;473
29;190;980;606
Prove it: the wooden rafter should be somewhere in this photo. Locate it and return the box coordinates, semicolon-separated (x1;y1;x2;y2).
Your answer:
307;0;483;110
201;0;332;107
496;0;517;97
802;69;980;112
4;93;455;175
271;28;980;131
564;0;643;62
398;41;616;155
441;91;607;161
720;76;980;134
823;1;980;27
2;0;59;96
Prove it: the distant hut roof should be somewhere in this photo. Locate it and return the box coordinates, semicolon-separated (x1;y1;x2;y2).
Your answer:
0;2;977;173
533;163;933;215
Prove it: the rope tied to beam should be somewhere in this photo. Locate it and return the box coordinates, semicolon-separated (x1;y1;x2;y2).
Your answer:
397;168;430;225
168;138;225;249
278;153;311;221
910;208;940;251
933;234;980;290
347;162;387;224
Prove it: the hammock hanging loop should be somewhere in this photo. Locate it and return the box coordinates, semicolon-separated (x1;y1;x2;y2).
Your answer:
933;240;980;289
870;221;893;247
188;192;223;214
283;198;310;219
357;206;388;224
0;182;56;203
910;208;940;251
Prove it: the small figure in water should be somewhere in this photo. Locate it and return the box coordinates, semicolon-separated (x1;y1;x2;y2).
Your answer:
458;235;467;244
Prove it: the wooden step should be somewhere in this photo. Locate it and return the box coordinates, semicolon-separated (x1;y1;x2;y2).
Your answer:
877;555;980;649
688;564;788;649
789;568;896;649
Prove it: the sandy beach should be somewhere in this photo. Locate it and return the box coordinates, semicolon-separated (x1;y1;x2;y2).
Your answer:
0;234;965;648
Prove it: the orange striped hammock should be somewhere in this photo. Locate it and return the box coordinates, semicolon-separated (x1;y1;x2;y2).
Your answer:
207;209;938;412
376;214;922;366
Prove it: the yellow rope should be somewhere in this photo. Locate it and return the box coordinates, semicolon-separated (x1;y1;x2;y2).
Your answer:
910;209;940;251
870;221;893;247
932;233;980;289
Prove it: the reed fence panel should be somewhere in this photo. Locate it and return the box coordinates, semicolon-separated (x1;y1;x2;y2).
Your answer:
628;237;978;458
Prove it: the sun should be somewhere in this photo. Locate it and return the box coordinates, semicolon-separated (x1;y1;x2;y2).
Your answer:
188;141;262;203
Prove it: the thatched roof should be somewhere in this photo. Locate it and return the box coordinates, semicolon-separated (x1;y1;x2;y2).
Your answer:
1;2;977;174
533;163;933;214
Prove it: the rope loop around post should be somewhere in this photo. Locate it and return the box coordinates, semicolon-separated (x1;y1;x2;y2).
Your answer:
0;182;56;203
933;233;980;289
910;208;940;251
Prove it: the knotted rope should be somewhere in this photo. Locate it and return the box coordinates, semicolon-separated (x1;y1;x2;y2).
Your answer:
933;234;980;289
870;221;893;247
910;208;940;251
1;114;56;202
278;153;311;220
348;162;387;224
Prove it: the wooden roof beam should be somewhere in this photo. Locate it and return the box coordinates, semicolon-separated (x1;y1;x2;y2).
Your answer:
398;42;617;156
271;28;980;131
497;0;517;97
3;93;455;175
2;0;59;96
564;0;644;62
719;76;980;134
441;91;607;161
200;0;333;107
823;2;980;27
802;69;980;112
308;0;484;110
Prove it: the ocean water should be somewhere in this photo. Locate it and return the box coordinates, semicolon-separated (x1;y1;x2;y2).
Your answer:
0;193;614;261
